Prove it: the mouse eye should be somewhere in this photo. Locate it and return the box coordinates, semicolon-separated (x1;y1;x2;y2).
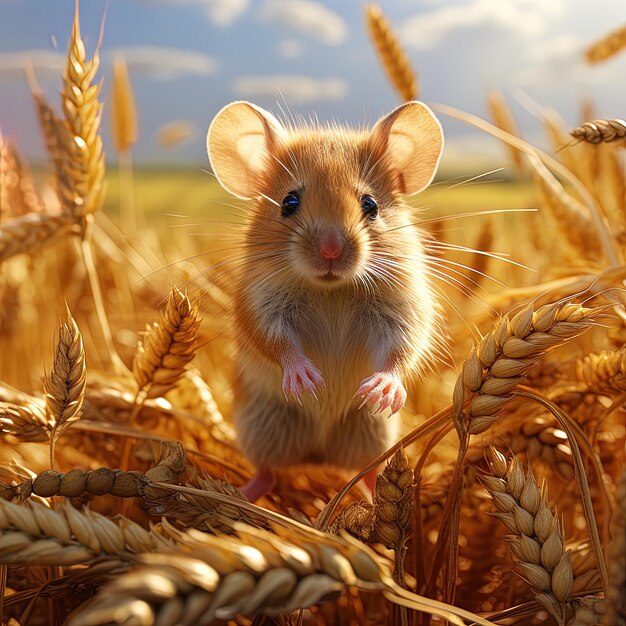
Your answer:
360;194;378;219
281;192;300;218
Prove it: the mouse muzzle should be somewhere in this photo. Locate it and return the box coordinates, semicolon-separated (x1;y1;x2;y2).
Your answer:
318;228;344;261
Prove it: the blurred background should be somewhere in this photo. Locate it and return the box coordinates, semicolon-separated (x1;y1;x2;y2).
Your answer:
0;0;624;173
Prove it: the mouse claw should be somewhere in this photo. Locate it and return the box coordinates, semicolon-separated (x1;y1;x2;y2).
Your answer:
282;355;325;403
355;371;406;416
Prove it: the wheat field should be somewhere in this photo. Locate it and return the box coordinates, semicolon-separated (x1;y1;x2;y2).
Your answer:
0;5;624;626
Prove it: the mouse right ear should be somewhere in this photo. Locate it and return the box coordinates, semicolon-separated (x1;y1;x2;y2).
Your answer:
207;101;285;199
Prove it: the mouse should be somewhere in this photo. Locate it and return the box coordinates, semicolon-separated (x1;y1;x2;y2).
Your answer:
206;100;444;501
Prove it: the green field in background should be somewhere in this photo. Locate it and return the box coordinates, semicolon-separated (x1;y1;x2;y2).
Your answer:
102;167;537;229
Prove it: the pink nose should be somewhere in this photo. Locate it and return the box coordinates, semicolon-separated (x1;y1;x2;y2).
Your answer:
319;230;344;260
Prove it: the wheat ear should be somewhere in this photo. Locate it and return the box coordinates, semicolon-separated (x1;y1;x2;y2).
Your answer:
44;309;86;470
0;214;75;263
60;4;105;220
365;4;418;101
0;498;169;566
487;91;525;174
110;56;137;154
0;401;52;442
111;55;138;233
133;286;200;399
570;119;626;144
584;25;626;63
0;441;186;502
484;448;575;625
0;136;43;218
575;348;626;394
453;297;601;436
526;153;602;258
68;519;494;626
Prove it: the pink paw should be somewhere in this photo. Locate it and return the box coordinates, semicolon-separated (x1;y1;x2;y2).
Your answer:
282;355;324;403
354;372;407;415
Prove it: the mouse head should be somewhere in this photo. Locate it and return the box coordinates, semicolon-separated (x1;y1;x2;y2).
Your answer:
207;100;443;289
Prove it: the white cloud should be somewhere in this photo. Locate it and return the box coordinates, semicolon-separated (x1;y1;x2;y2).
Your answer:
107;47;217;80
516;34;615;86
0;49;64;78
233;75;348;104
278;39;303;59
399;0;564;50
259;0;347;45
144;0;250;26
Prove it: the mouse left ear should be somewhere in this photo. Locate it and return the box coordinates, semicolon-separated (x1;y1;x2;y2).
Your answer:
369;101;443;196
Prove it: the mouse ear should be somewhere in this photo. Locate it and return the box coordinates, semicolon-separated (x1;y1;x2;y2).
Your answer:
207;101;285;199
369;101;443;196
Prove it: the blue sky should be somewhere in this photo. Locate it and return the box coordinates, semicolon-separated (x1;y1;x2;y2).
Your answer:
0;0;624;167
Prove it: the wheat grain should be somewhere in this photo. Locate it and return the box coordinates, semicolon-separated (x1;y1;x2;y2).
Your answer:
110;56;137;154
584;25;626;64
133;286;201;398
0;213;75;263
453;297;601;436
484;448;574;625
570;119;626;144
365;5;418;102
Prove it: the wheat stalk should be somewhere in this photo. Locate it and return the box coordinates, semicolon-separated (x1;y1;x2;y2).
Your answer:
44;309;86;469
584;24;626;64
570;119;626;144
484;448;575;625
123;286;199;468
605;468;625;625
453;297;602;436
365;4;418;102
133;286;200;399
0;213;75;263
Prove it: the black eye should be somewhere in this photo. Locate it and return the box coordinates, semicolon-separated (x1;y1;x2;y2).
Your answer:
361;194;378;219
281;192;300;218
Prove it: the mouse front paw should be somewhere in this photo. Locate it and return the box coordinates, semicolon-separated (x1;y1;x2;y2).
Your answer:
354;372;407;415
282;355;324;403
